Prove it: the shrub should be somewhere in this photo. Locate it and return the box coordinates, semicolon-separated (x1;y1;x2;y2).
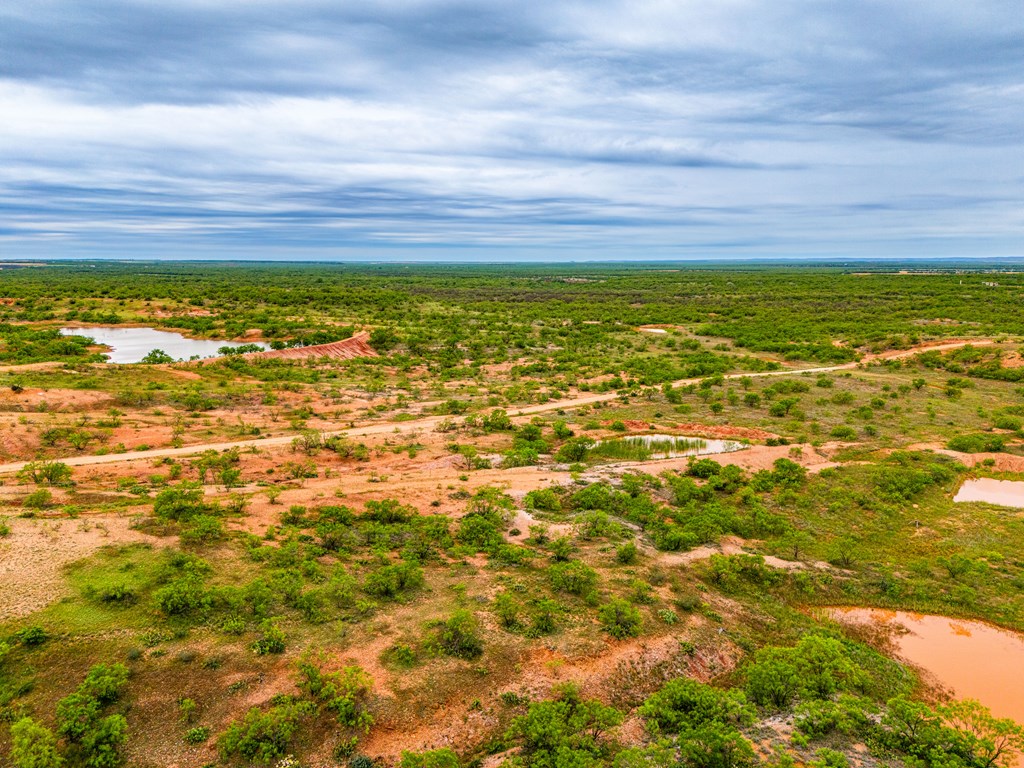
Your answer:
688;458;722;479
529;599;559;636
297;660;374;731
10;717;63;768
363;562;424;600
555;437;594;463
433;610;484;659
524;488;561;511
745;635;865;709
947;434;1005;453
548;561;599;596
155;574;211;617
639;678;753;735
80;714;128;768
80;663;129;704
993;415;1022;431
16;625;49;646
616;542;639;565
0;519;10;537
457;514;503;551
17;461;73;487
22;489;53;509
184;726;210;744
598;599;643;639
400;748;459;768
829;425;857;439
482;408;514;432
494;592;520;629
217;702;308;764
251;620;287;655
179;515;226;546
505;684;622;767
153;483;208;522
57;691;100;742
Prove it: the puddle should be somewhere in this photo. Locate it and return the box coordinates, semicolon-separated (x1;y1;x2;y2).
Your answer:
954;478;1024;508
592;434;746;460
826;607;1024;725
61;327;267;364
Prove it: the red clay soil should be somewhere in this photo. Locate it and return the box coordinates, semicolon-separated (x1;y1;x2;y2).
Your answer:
670;423;778;440
245;331;378;361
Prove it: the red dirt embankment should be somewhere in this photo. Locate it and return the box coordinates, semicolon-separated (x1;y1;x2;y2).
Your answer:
246;332;378;361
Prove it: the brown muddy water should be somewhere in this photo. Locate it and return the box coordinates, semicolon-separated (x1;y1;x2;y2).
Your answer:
826;607;1024;725
954;478;1024;508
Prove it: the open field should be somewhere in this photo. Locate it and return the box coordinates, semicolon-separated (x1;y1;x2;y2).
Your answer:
3;263;1024;768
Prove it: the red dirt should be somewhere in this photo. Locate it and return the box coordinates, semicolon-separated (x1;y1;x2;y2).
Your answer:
246;332;378;361
670;423;778;440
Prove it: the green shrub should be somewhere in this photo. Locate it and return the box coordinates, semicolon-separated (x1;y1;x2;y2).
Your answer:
745;635;865;709
548;561;599;596
217;702;309;764
251;620;286;655
598;599;642;639
505;684;622;767
615;542;638;565
494;592;521;630
179;515;226;545
432;610;484;659
57;691;100;742
184;726;210;744
639;678;753;735
22;489;53;509
16;625;49;647
10;717;63;768
155;574;211;617
400;748;459;768
80;664;129;704
80;714;128;768
524;488;561;511
297;660;374;731
363;562;424;600
529;599;559;636
947;434;1005;453
17;461;73;487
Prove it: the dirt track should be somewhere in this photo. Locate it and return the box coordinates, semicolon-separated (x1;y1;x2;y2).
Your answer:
0;339;991;475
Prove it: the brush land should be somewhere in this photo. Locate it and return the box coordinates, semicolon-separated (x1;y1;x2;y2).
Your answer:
2;262;1024;768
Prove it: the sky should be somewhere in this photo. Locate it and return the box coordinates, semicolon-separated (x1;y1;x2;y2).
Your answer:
1;1;1022;261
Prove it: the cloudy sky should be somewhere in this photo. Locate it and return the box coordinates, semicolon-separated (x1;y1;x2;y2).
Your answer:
2;1;1022;261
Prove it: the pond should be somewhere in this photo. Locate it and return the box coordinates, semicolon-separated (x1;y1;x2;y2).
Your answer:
60;326;268;364
590;434;746;461
825;607;1024;725
954;478;1024;508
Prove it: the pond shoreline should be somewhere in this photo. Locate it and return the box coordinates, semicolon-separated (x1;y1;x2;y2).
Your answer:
819;605;1024;726
59;325;268;364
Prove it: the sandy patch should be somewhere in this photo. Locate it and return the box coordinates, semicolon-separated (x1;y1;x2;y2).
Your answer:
0;514;166;620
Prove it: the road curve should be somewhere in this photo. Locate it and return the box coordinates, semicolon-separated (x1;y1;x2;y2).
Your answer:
0;339;992;475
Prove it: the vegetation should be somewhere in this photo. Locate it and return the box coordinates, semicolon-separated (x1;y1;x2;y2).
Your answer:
2;263;1024;767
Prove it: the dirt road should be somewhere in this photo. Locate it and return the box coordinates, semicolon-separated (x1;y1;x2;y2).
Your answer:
0;339;991;475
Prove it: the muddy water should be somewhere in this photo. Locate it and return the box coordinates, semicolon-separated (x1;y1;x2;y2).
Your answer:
827;607;1024;724
954;478;1024;508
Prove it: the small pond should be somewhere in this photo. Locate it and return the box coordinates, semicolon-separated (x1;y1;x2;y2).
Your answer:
954;478;1024;508
591;434;746;461
825;607;1024;725
61;327;268;364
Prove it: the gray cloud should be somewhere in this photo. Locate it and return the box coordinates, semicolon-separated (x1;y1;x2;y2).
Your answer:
1;0;1022;259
